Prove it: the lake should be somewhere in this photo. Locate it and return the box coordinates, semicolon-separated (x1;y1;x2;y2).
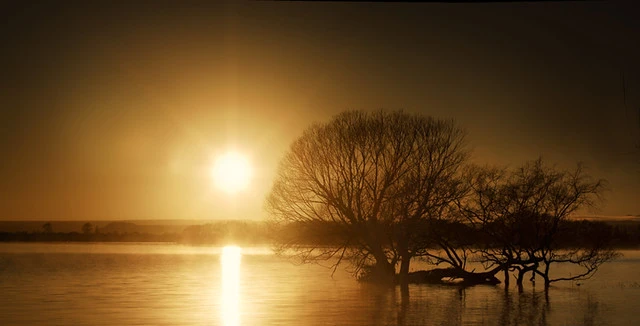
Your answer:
1;243;639;325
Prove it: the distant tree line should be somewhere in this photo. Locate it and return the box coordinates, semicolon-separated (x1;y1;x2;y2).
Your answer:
0;230;179;242
0;221;271;245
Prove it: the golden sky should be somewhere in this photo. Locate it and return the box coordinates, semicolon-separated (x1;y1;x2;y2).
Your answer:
1;1;639;220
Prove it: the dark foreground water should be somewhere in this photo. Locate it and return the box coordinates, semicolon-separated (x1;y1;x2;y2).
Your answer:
1;243;639;326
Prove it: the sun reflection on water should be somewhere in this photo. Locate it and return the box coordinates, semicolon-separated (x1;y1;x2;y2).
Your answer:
221;246;242;326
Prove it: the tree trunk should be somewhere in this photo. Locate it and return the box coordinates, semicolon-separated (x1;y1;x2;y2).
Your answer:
516;268;526;292
362;245;395;284
398;255;411;286
397;238;411;286
377;258;395;276
543;262;551;290
516;264;537;292
404;267;501;286
366;228;395;283
503;268;510;288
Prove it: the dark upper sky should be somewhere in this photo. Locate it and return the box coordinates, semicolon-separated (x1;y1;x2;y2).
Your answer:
1;1;639;220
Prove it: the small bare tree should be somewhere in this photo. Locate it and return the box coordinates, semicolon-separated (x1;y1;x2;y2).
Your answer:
460;159;618;289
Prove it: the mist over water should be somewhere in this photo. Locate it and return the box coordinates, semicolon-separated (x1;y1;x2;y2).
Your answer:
1;243;638;325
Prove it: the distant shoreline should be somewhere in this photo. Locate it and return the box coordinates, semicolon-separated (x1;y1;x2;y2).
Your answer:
1;218;639;248
0;219;271;246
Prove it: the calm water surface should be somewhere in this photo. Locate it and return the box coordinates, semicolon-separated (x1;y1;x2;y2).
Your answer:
1;243;639;325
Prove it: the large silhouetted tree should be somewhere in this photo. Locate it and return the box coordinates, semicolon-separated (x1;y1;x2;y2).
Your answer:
266;110;468;283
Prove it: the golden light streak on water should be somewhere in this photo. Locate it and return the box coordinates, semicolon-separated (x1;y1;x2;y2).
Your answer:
220;246;242;326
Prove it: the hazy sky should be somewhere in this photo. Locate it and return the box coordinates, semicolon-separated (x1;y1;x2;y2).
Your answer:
1;1;639;221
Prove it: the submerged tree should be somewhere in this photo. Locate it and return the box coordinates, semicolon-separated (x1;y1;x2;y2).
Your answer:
266;110;468;283
459;159;618;289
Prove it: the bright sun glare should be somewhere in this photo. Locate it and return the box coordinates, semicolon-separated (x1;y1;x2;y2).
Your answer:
212;151;253;194
221;246;242;326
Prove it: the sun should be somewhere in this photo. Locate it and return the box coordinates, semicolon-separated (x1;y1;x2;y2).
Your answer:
212;151;253;194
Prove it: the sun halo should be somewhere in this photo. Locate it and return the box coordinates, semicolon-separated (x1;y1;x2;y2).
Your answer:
211;151;253;194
